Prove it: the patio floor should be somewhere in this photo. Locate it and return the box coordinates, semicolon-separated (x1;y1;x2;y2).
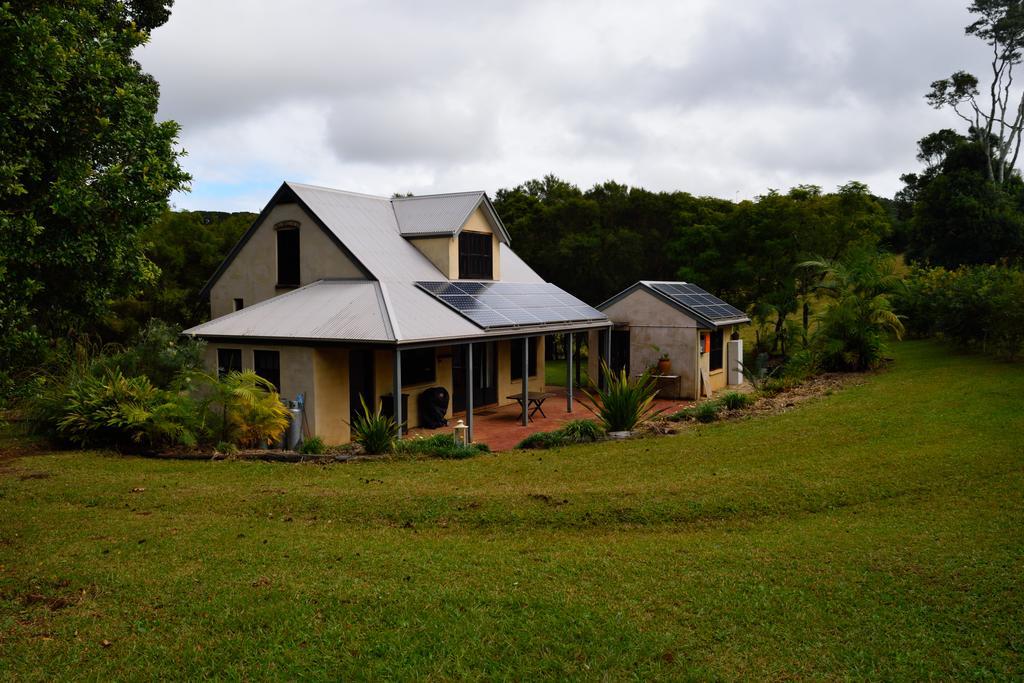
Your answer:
407;386;695;451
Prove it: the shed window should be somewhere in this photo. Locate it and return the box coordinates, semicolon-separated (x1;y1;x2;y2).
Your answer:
400;348;436;385
254;350;281;392
510;338;537;380
458;232;492;280
217;348;242;378
277;228;300;287
709;330;724;371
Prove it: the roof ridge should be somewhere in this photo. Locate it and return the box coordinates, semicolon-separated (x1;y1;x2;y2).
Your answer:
391;190;485;202
285;181;390;200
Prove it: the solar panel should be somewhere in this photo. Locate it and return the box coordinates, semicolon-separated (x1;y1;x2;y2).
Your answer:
416;281;607;330
648;282;747;323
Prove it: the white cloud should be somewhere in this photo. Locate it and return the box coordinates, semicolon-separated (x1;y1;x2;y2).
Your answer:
137;0;992;210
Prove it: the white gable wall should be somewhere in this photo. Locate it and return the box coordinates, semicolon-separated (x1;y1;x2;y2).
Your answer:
210;202;365;319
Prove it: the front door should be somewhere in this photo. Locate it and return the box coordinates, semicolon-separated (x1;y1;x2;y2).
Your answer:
452;342;497;412
349;349;374;420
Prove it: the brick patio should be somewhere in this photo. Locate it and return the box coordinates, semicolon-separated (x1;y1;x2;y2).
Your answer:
407;386;695;451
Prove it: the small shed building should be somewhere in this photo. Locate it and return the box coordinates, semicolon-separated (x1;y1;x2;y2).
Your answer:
597;281;750;399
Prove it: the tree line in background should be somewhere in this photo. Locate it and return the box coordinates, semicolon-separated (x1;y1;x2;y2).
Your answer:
3;0;1024;416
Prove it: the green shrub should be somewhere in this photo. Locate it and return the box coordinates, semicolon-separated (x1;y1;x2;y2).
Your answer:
348;397;399;455
718;391;753;411
557;419;604;443
801;251;904;371
782;349;820;381
198;371;290;448
693;401;720;423
896;264;1024;360
515;431;566;450
299;435;326;455
53;368;203;450
667;401;720;423
96;320;204;389
581;364;663;432
393;432;490;459
215;441;238;456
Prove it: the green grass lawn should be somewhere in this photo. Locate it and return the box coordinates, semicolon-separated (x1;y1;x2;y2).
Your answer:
545;358;590;387
1;341;1022;679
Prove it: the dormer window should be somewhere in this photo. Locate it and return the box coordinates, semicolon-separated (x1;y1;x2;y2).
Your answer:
458;232;492;280
276;222;300;287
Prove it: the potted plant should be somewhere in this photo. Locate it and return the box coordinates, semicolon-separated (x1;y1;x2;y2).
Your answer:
649;344;672;375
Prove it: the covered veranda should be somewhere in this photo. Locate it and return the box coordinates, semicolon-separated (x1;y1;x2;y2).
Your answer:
391;326;612;443
407;385;694;451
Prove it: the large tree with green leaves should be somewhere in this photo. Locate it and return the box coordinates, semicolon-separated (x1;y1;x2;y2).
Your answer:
927;0;1024;184
0;1;189;380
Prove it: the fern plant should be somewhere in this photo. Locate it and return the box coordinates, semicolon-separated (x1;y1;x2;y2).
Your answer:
581;363;663;433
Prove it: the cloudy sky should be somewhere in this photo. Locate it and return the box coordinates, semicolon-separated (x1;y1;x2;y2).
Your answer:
137;0;987;211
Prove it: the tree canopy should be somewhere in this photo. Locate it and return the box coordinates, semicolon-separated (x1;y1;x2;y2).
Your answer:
0;1;188;378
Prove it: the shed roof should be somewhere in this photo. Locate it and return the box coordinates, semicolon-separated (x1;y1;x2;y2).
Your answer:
598;281;750;329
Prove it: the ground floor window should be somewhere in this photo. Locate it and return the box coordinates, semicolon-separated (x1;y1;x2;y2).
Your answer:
401;347;436;385
510;337;537;380
709;329;724;371
217;348;242;377
253;350;281;392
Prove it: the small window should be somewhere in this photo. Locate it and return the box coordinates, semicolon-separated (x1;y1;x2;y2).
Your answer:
233;298;244;311
217;348;242;378
458;232;493;280
401;348;436;385
253;350;281;392
709;330;724;371
276;228;300;287
510;338;537;380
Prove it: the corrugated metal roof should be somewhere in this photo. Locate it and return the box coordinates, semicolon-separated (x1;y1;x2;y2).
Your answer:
392;192;483;236
287;183;444;283
189;182;605;346
183;280;394;342
598;281;750;329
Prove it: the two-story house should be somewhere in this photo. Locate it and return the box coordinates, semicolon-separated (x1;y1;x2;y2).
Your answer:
184;182;612;444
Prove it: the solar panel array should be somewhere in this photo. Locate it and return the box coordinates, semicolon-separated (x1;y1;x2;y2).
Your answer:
416;281;606;329
648;282;747;323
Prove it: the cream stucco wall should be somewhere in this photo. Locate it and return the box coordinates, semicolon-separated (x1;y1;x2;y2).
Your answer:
496;338;546;401
408;237;456;278
601;289;701;399
372;347;455;429
313;349;349;444
209;202;365;319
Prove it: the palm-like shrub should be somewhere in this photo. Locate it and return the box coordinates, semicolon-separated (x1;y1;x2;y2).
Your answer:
349;396;399;454
801;252;905;371
55;369;203;449
581;364;663;433
198;370;290;448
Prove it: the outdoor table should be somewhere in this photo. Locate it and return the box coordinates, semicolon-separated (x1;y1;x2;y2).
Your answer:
506;391;555;421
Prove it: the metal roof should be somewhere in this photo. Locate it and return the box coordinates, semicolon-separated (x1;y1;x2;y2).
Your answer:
187;182;602;346
392;191;511;242
184;280;394;342
598;281;750;329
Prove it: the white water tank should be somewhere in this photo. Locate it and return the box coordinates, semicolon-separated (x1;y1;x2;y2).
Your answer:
727;339;744;385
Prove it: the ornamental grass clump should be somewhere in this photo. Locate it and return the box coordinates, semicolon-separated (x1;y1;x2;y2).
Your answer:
718;391;753;411
349;396;399;455
581;364;663;433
